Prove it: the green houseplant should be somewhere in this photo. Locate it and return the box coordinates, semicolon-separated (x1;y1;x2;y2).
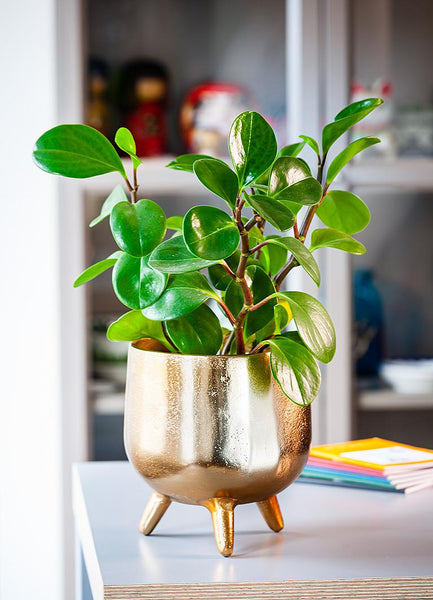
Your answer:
34;98;382;556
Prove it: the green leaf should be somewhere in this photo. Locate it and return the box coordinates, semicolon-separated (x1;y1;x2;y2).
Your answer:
322;98;384;155
33;124;126;178
326;137;380;185
254;142;306;186
269;156;322;205
166;153;214;172
269;156;311;190
183;205;240;260
244;265;276;338
106;310;174;350
142;272;218;321
274;304;289;334
276;291;335;363
149;235;218;273
269;157;322;206
89;185;129;227
110;199;166;257
166;304;223;355
229;111;277;187
73;251;122;287
208;250;240;290
166;215;183;231
310;228;366;255
262;235;288;276
299;135;320;155
247;195;295;231
193;159;238;208
114;127;142;168
317;190;370;234
112;253;167;310
266;237;320;286
277;142;306;158
225;279;244;317
267;336;321;406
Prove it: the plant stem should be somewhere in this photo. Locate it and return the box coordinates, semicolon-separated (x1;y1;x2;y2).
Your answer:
221;261;237;280
130;166;139;203
215;298;236;325
249;240;270;254
248;292;278;312
273;152;328;290
293;219;299;239
233;193;254;354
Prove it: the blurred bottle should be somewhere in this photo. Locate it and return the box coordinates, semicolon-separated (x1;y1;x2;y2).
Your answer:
354;269;384;376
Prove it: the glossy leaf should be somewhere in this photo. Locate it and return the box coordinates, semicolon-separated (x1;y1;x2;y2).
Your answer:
112;253;167;310
73;251;122;288
254;142;306;186
277;142;306;158
166;215;183;231
266;237;320;286
149;235;218;273
274;303;290;333
208;250;240;290
107;310;174;350
267;336;321;406
33;124;126;178
317;190;370;234
248;195;295;231
262;235;287;276
193;159;238;208
229;111;277;187
142;272;218;321
183;205;240;260
269;156;322;205
225;279;244;318
244;265;276;338
322;98;383;154
326;137;380;185
166;304;223;355
276;291;335;363
299;135;320;155
166;153;213;172
89;185;129;227
110;199;166;257
310;228;366;255
269;156;311;193
114;127;142;168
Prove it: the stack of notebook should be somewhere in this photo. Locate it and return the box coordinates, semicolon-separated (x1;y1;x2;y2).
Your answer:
299;437;433;494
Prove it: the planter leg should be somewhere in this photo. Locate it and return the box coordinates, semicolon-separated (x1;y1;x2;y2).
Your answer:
257;496;284;532
206;498;236;557
139;492;171;535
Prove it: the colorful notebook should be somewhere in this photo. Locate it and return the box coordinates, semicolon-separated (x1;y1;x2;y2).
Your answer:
299;438;433;494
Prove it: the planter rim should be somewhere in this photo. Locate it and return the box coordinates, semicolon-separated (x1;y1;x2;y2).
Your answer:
130;341;270;361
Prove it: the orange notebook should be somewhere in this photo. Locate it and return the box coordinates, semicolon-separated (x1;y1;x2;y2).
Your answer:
310;437;433;472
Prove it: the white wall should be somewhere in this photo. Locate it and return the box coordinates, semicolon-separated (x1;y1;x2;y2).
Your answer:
0;1;86;599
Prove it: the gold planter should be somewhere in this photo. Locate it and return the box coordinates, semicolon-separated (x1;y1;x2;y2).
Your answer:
124;341;311;556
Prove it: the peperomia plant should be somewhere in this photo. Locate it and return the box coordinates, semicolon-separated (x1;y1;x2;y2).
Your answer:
33;98;383;406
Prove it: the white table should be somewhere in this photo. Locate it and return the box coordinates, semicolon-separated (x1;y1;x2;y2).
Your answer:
73;462;433;599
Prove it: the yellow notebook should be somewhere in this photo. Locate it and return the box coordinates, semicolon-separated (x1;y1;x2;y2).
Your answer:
310;437;433;471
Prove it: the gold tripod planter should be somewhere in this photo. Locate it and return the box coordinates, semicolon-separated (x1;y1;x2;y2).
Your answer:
124;342;311;557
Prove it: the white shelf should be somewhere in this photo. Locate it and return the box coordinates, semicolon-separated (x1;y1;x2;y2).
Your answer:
79;156;206;197
344;158;433;191
358;389;433;411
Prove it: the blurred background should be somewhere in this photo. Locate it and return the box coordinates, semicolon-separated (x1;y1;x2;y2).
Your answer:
1;0;432;598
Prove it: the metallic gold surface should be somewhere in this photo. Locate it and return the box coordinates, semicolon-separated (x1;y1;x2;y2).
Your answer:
257;496;284;532
139;492;171;535
125;343;311;556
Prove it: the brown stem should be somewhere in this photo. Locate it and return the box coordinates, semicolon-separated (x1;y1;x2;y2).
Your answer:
249;240;270;254
293;219;299;239
248;293;278;313
233;194;254;353
221;261;237;280
216;298;236;325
